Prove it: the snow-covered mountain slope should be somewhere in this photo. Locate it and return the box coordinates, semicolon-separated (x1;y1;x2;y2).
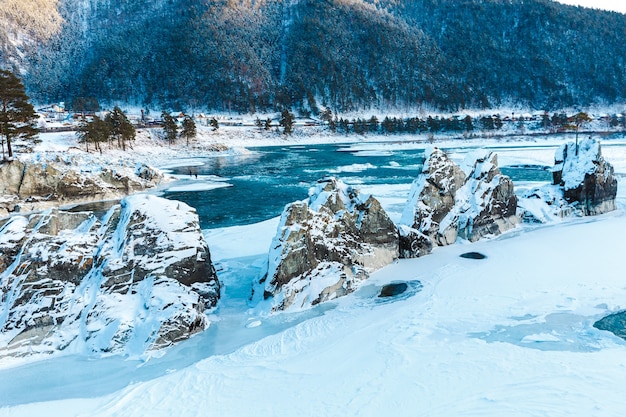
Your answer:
12;0;626;111
0;194;220;359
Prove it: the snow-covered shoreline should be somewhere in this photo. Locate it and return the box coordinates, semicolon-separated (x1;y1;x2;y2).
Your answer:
3;127;626;416
31;125;626;172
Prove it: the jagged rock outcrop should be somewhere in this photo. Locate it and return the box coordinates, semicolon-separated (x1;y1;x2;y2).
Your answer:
400;148;466;250
262;178;399;311
401;148;518;247
0;194;220;358
518;137;617;222
0;157;164;216
552;138;617;215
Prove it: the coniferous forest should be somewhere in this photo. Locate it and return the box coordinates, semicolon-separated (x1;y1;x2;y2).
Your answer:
1;0;626;113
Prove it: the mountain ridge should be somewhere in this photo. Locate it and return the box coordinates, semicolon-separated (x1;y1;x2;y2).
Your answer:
2;0;625;112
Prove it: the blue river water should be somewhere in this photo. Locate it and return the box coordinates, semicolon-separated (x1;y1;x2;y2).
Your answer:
162;143;553;229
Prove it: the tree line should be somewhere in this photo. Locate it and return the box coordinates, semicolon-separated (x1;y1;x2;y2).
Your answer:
324;111;608;136
76;106;136;153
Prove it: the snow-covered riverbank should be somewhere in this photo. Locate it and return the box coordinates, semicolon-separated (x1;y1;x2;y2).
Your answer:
30;125;626;172
2;129;626;416
3;203;626;416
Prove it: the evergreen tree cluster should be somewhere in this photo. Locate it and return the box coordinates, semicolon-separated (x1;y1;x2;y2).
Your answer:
77;106;135;153
161;111;198;145
332;114;478;135
6;0;626;113
328;111;621;136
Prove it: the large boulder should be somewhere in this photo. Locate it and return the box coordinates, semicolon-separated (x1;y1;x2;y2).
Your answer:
262;178;399;311
401;148;518;246
518;137;617;222
0;194;220;359
552;137;617;215
0;158;164;216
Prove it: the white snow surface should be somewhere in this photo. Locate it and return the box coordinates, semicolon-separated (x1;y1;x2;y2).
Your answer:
3;131;626;416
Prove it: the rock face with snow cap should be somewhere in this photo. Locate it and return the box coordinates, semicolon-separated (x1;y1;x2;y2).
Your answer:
552;138;617;215
0;194;220;358
400;148;466;250
263;178;399;311
401;148;518;246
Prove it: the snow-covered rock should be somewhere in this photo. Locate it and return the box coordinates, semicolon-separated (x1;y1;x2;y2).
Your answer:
398;225;433;259
0;158;164;216
594;311;626;341
401;148;518;246
262;178;399;311
518;137;617;222
552;137;617;215
400;147;466;247
0;194;220;359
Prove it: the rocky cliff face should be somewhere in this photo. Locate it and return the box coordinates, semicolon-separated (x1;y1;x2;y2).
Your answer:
262;178;399;311
0;157;163;216
0;194;220;359
401;148;518;247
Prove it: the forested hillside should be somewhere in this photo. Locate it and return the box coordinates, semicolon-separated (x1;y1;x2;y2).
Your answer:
0;0;62;68
2;0;626;113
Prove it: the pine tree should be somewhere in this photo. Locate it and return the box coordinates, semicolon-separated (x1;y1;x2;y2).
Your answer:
382;116;394;134
161;110;177;144
368;115;379;133
180;115;196;146
329;117;337;133
0;69;39;160
280;109;295;135
463;114;474;132
77;115;109;154
105;106;135;151
572;112;592;155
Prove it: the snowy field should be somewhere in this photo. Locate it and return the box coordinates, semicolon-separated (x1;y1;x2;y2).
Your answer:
2;133;626;416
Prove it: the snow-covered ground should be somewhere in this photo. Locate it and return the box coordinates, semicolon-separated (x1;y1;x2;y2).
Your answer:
3;208;626;416
3;130;626;416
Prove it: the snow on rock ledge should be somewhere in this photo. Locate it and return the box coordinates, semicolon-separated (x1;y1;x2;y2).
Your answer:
0;157;164;217
261;178;399;311
0;194;220;359
400;147;518;247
